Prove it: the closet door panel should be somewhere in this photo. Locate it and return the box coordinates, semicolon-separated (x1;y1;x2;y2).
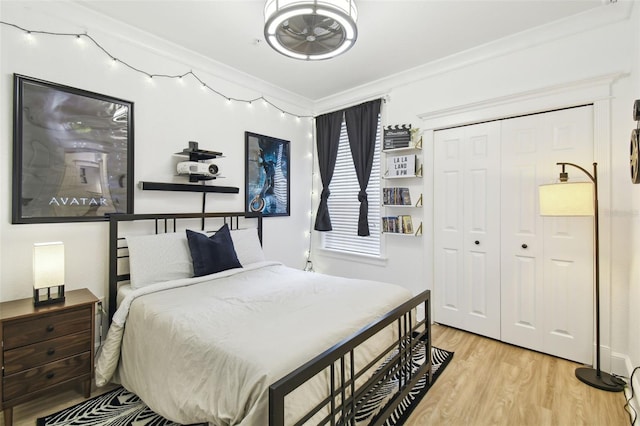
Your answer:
501;116;546;349
434;131;465;329
434;123;500;339
463;124;501;338
541;108;593;364
502;106;593;363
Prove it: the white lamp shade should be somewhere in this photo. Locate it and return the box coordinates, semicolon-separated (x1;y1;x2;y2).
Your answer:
33;242;65;289
539;182;594;216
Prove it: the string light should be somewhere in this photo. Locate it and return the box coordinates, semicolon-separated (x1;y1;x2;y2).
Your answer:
0;20;313;119
305;125;316;272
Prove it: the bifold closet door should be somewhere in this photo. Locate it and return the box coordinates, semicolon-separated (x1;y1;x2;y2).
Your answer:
433;122;501;339
500;106;593;364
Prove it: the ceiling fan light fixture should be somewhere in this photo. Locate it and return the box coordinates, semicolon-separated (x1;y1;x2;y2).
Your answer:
264;0;358;61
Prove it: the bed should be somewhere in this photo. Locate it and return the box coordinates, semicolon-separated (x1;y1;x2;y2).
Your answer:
95;212;432;425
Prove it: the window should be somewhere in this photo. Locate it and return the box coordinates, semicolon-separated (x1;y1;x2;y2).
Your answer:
323;116;381;256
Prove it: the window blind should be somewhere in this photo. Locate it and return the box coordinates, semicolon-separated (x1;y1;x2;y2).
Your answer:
323;117;381;256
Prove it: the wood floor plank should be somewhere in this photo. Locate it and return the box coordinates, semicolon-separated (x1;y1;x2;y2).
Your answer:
1;324;630;425
407;324;630;426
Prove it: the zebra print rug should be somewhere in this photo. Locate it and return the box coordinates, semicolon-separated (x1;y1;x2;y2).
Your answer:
37;347;452;426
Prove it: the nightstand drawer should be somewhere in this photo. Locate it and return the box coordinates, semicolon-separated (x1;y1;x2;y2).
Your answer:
3;352;91;401
3;306;91;349
3;330;92;374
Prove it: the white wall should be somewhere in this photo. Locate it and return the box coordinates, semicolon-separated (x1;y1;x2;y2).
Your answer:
312;0;637;372
0;1;314;304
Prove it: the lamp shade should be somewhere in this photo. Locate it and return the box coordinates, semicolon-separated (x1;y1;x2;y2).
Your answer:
539;182;594;216
33;242;65;289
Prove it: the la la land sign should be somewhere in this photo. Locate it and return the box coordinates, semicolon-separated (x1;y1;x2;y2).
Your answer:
387;155;416;177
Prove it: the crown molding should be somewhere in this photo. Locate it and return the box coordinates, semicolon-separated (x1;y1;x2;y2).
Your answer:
314;0;633;114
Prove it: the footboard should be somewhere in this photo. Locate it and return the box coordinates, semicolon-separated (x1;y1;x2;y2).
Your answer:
269;290;431;426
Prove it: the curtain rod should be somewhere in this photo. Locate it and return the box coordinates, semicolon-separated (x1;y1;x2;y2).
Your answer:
313;93;389;118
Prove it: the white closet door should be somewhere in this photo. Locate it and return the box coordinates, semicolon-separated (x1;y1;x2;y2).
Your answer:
434;122;501;339
500;106;593;363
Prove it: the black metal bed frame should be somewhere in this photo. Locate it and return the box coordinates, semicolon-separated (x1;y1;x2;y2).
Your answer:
269;290;431;425
107;211;431;425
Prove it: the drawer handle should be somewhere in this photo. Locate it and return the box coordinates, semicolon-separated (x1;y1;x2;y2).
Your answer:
46;348;56;356
46;372;55;380
474;240;480;245
522;244;528;249
46;325;55;332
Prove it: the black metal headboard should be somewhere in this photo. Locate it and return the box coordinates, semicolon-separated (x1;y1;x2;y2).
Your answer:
108;212;263;321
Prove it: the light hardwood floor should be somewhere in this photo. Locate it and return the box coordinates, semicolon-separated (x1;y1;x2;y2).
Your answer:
407;324;631;426
2;324;631;426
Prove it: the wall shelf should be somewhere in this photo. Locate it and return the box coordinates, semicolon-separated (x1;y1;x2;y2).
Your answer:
138;181;239;194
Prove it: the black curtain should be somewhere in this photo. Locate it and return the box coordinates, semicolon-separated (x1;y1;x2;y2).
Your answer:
344;99;382;236
314;110;343;231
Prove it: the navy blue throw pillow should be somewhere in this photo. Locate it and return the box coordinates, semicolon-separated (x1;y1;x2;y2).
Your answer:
186;224;242;277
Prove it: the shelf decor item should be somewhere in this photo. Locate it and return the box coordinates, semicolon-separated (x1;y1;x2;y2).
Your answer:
383;124;412;150
12;74;134;224
245;132;290;217
175;141;223;182
386;154;416;177
539;162;624;392
33;241;65;306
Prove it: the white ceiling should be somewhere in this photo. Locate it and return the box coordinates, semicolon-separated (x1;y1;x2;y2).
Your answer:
74;0;606;102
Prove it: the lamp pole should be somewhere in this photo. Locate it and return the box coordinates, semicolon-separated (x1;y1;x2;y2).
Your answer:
557;162;623;392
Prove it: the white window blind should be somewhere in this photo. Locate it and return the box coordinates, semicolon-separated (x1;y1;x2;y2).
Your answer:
323;117;381;256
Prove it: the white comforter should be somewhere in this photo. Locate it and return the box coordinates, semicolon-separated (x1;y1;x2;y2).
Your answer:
95;262;412;426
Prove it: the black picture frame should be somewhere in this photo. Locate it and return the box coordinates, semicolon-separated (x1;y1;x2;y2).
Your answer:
244;132;290;217
12;74;134;223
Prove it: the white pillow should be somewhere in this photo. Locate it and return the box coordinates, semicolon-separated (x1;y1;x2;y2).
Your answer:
126;232;193;289
230;228;265;266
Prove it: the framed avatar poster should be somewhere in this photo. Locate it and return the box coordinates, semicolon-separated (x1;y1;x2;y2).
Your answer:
12;74;134;223
245;131;290;217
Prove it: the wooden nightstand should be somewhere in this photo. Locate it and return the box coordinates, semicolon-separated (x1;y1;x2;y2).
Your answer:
0;288;98;426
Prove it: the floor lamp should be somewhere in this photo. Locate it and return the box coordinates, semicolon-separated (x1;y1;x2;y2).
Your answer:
539;162;624;392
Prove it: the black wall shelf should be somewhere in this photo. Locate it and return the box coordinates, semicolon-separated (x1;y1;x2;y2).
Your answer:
139;181;239;194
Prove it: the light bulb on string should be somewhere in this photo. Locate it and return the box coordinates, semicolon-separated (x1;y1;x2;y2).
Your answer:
24;31;35;44
1;21;315;119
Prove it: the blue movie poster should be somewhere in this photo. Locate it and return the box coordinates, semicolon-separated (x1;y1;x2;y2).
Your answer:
245;132;290;216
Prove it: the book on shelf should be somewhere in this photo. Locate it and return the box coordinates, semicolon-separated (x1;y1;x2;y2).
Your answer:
383;187;412;205
382;215;414;234
401;188;411;205
401;215;413;234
